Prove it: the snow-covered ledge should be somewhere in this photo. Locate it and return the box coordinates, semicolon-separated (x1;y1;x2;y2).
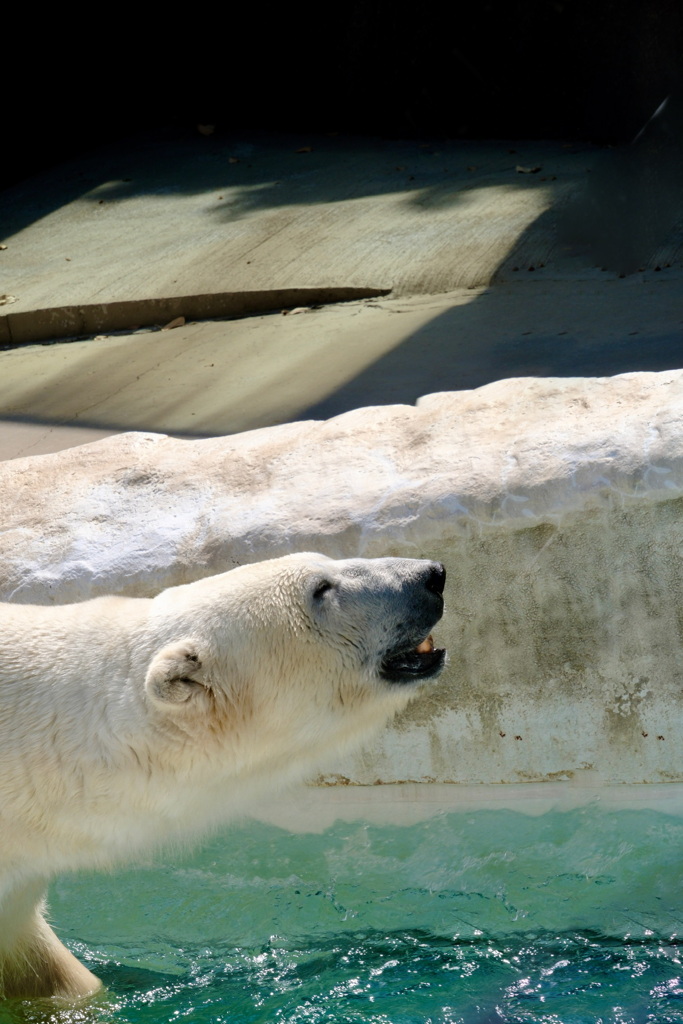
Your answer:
3;371;683;785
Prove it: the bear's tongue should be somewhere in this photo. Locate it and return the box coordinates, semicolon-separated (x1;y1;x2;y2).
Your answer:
415;634;434;654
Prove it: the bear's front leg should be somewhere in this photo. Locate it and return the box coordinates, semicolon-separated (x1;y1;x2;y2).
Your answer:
0;878;101;1000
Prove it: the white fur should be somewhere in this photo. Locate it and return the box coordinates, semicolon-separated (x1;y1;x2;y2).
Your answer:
0;552;443;999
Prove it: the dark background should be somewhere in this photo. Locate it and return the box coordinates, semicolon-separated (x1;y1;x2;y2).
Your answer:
5;0;683;188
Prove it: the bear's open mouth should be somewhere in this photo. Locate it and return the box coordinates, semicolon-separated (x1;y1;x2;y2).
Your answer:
380;634;446;684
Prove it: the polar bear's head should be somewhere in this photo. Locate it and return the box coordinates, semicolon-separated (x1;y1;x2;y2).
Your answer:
143;553;446;779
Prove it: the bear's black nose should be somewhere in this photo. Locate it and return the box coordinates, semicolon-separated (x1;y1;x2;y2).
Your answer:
425;562;446;596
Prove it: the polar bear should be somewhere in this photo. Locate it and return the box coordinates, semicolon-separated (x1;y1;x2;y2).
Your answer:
0;552;446;1001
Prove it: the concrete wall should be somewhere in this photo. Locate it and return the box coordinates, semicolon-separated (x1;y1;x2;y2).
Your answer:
3;371;683;785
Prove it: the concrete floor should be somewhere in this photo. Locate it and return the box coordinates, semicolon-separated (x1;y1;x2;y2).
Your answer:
1;130;682;461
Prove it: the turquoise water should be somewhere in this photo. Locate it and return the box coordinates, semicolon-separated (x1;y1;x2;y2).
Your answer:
7;804;683;1023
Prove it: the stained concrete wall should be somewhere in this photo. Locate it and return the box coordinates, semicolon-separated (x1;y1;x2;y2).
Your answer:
3;371;683;785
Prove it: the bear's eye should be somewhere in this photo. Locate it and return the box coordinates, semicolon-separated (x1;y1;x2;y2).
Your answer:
313;580;333;602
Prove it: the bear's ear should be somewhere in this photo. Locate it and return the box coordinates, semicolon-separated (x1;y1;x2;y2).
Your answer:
144;640;207;708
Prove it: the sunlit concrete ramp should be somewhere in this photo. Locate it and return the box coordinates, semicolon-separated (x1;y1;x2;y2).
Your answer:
2;132;683;463
3;371;683;788
0;133;586;346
